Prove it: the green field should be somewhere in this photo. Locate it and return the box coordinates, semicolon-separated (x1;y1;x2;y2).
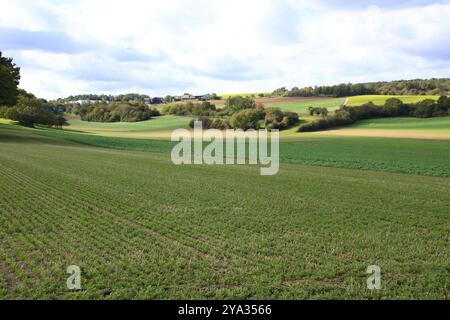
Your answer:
265;98;345;113
0;123;449;299
67;115;192;132
346;95;440;106
37;126;450;177
347;117;450;132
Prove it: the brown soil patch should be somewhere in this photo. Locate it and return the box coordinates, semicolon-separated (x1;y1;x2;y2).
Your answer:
317;129;450;140
0;238;19;291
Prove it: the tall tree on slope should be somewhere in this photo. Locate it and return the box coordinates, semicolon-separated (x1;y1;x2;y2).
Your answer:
0;51;21;106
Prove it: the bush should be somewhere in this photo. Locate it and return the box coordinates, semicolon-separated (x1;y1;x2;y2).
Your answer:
298;119;332;132
414;99;436;118
225;96;256;113
381;98;413;117
189;116;212;129
298;108;354;132
265;108;284;124
265;108;299;130
163;102;216;116
436;96;450;115
189;117;231;130
211;118;231;130
230;109;263;130
2;96;66;127
308;107;328;117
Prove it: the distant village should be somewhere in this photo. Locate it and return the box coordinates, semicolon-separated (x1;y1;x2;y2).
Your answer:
67;93;218;106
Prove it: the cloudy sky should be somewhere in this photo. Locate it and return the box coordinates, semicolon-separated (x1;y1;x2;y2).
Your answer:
1;0;449;99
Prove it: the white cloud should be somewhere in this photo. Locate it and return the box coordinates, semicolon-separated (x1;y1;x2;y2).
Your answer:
0;0;449;99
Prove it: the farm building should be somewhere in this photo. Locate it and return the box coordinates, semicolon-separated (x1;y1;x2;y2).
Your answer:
180;93;212;102
143;97;164;105
150;97;164;104
181;93;196;102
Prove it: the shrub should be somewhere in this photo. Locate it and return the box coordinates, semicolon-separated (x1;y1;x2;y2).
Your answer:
284;112;300;125
382;98;413;117
189;116;212;129
189;117;231;130
298;109;354;132
225;96;256;113
298;119;332;132
265;108;284;124
436;96;450;115
414;99;436;118
163;102;216;116
265;109;300;130
230;109;263;130
211;118;231;130
308;107;328;117
2;96;65;127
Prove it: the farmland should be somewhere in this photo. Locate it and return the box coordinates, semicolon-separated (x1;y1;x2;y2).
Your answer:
1;0;450;303
346;117;450;131
0;119;17;125
346;95;440;106
65;115;193;139
66;115;192;133
210;96;344;113
218;92;270;99
314;117;450;140
263;97;345;113
0;123;449;299
39;126;450;177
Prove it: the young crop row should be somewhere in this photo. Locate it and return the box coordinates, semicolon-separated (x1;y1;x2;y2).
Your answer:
1;128;449;299
37;127;450;178
0;162;222;298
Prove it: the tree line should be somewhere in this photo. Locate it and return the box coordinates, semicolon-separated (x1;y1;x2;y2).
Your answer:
298;96;450;132
59;78;450;105
162;101;217;116
273;78;450;98
60;93;150;103
0;51;67;127
71;102;160;122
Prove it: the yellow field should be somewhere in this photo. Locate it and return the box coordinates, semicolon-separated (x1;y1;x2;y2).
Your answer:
218;92;270;99
346;95;440;106
0;118;17;125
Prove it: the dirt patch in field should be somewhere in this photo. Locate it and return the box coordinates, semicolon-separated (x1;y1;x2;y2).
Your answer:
0;238;19;291
317;129;450;140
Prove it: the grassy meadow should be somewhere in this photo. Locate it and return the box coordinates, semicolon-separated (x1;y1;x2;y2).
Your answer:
346;117;450;132
65;115;193;139
67;115;192;133
0;122;449;299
